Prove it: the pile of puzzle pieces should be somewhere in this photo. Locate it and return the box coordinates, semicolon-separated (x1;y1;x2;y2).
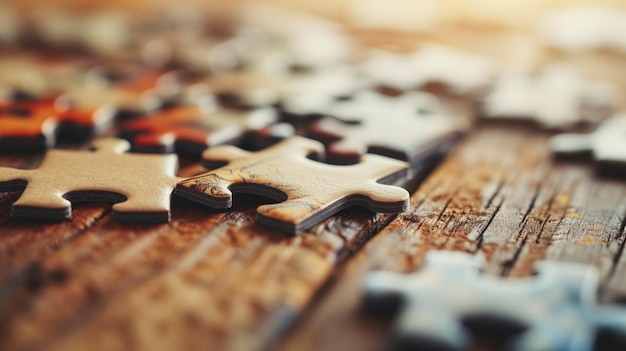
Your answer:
0;3;623;233
0;4;472;234
0;4;623;232
1;3;626;350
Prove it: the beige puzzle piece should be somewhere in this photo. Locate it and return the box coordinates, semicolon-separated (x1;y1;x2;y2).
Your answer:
482;66;614;129
175;136;410;234
0;138;184;223
58;83;160;119
0;53;89;97
204;64;359;109
362;45;495;95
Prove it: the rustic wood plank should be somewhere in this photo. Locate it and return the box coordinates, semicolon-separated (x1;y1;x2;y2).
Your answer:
280;125;626;351
0;91;473;351
0;151;409;351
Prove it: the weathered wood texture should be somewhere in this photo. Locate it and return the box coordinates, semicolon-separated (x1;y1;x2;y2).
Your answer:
280;125;626;351
0;90;473;351
0;148;403;351
2;118;626;351
3;123;626;351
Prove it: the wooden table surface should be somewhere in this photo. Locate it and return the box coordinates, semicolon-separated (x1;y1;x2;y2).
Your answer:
3;120;626;351
2;7;626;350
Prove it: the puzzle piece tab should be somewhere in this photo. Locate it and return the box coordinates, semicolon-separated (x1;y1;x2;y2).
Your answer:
308;91;464;165
482;66;614;129
364;251;626;351
175;136;409;234
550;115;626;173
118;101;280;155
0;138;183;223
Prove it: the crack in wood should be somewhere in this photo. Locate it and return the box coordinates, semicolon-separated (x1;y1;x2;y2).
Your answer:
519;184;542;227
483;178;505;210
474;199;503;252
608;209;626;280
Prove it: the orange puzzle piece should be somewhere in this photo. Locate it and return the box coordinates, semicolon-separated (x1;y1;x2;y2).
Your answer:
119;103;279;155
0;98;113;150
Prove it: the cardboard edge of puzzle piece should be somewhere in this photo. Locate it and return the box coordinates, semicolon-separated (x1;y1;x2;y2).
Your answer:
174;136;410;234
0;138;184;223
256;154;410;234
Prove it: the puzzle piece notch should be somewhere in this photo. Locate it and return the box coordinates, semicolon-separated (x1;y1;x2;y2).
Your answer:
0;138;184;223
482;66;615;129
364;250;626;351
175;136;409;234
118;96;281;155
308;91;464;165
550;115;626;173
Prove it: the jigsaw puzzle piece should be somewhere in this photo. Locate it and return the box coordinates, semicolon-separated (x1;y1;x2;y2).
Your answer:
308;91;464;165
363;250;626;351
28;8;133;59
0;52;90;99
364;253;483;350
279;66;362;120
482;65;614;129
0;138;183;223
175;136;409;234
0;99;58;149
238;3;355;70
0;97;113;150
541;5;626;53
0;5;19;46
550;115;626;173
56;66;164;120
203;67;280;108
362;45;494;95
118;101;279;155
198;60;360;113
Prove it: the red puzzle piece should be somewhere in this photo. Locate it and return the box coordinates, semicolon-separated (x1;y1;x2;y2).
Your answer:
118;102;281;155
0;97;113;150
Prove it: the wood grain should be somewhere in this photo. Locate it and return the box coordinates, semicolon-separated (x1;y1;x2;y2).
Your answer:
280;125;626;351
0;94;467;351
3;123;626;351
0;150;406;351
